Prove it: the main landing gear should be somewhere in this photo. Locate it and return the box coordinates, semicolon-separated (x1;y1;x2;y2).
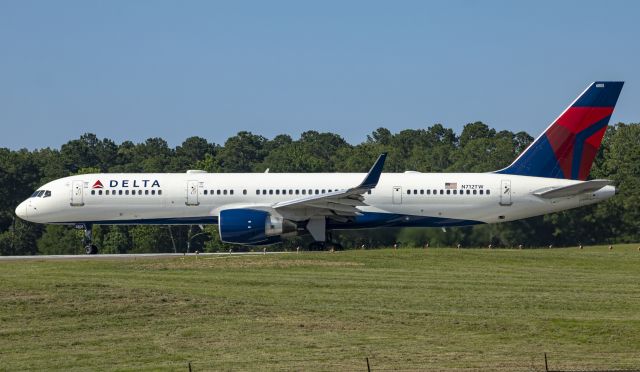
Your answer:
80;223;98;255
307;231;343;251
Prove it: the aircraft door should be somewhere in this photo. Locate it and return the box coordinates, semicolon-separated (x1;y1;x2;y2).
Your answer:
500;179;512;206
186;180;199;206
70;180;84;206
392;186;402;204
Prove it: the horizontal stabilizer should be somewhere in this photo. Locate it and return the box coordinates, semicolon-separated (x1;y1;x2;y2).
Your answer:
533;179;613;199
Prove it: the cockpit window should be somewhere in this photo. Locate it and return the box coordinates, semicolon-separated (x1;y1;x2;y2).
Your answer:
43;190;51;198
36;190;45;197
31;191;40;197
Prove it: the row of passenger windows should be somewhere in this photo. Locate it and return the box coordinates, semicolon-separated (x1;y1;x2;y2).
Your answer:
30;190;52;198
204;189;236;195
406;189;490;196
256;188;341;196
201;189;345;196
91;189;163;196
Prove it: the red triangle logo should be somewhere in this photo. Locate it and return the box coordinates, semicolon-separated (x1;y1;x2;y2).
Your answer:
92;180;104;189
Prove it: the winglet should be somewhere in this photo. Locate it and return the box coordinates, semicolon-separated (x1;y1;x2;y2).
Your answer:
357;153;387;189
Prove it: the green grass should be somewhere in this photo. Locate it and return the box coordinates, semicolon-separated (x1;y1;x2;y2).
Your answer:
2;245;640;371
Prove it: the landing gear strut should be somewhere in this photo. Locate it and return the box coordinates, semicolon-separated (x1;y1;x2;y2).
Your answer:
307;231;344;251
82;223;98;255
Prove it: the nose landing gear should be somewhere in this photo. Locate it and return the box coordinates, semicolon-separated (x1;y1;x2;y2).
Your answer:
78;223;99;255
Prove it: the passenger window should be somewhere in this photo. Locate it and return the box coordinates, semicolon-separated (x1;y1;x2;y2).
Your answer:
230;190;234;195
466;190;470;195
420;190;424;195
289;190;293;195
446;190;450;195
440;190;444;195
223;190;227;195
426;190;430;195
473;190;477;195
243;190;247;195
479;190;484;195
406;190;411;195
367;190;371;194
302;190;306;195
125;190;129;195
276;190;280;195
119;190;123;195
138;190;142;195
486;190;491;195
263;189;267;195
91;190;96;195
158;190;162;195
106;190;110;195
151;190;156;195
204;190;208;195
145;190;149;195
322;189;326;194
256;190;260;195
296;190;300;195
453;190;457;195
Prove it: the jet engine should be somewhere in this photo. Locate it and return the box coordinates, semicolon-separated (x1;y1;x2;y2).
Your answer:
218;208;297;245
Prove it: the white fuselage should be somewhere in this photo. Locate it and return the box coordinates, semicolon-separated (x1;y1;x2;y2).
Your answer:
16;172;615;229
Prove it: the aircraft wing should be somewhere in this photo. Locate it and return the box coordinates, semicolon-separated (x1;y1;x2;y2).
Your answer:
533;179;613;199
272;153;387;216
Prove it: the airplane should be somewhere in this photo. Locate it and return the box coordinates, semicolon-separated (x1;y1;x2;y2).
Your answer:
15;81;623;254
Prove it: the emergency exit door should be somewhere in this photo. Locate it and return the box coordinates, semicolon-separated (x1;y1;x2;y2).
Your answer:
392;186;402;204
500;180;512;206
186;180;199;206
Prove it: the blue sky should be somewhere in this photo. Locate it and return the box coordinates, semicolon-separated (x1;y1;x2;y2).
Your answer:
1;0;638;150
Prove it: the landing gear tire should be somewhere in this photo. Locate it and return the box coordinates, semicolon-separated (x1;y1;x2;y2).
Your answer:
85;244;98;255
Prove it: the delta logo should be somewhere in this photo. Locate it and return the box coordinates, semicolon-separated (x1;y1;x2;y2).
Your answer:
92;179;161;188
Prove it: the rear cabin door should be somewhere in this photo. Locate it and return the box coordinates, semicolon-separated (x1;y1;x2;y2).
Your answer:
186;180;199;206
500;179;512;206
392;186;402;204
70;180;84;206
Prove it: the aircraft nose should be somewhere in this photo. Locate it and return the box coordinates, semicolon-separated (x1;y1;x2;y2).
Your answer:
15;201;28;220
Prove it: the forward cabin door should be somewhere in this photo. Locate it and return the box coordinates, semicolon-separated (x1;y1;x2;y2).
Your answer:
186;180;199;206
500;179;512;206
70;180;84;206
392;186;402;204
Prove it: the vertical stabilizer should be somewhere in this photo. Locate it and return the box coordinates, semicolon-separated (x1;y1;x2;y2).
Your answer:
496;81;623;180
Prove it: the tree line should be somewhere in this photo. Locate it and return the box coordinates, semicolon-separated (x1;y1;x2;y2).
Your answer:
1;121;638;255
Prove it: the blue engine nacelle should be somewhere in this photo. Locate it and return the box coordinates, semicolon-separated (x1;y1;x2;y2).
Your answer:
218;208;295;245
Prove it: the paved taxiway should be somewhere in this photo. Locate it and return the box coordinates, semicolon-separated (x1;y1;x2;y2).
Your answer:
0;252;288;261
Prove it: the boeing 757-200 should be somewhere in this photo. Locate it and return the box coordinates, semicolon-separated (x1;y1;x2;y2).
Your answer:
16;81;623;253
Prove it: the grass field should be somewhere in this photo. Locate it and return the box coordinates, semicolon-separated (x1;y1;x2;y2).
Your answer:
1;245;640;371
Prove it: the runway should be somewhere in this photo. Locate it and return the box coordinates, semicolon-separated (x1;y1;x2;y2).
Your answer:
0;252;289;261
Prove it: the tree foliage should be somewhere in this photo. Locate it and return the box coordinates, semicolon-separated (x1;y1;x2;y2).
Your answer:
0;122;638;255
